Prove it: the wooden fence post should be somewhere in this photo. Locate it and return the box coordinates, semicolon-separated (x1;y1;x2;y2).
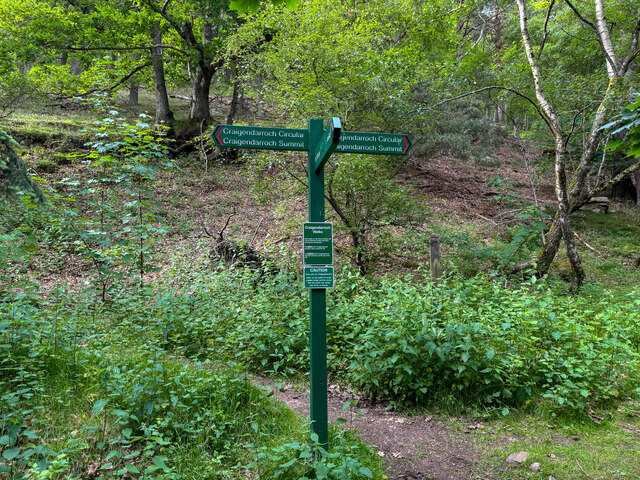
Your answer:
430;233;441;284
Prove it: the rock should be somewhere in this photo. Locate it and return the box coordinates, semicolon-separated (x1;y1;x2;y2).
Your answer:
548;476;557;480
580;196;609;214
530;462;541;472
506;451;529;464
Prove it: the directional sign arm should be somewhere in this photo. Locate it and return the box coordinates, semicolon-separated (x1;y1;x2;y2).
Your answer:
212;124;309;151
335;131;413;155
314;117;341;173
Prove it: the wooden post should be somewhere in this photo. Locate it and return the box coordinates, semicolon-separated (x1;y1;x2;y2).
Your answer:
430;233;441;284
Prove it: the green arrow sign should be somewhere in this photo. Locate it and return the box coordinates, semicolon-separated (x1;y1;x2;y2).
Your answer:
314;118;341;173
336;131;412;155
213;125;412;156
212;125;308;151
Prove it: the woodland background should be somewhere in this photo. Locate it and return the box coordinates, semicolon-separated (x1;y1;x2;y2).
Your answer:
1;0;640;479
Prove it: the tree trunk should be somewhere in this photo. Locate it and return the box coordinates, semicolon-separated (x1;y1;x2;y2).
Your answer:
516;0;586;288
225;73;241;125
150;24;174;133
222;72;240;162
70;58;81;76
553;138;585;290
189;65;213;125
494;101;505;123
257;72;265;119
187;19;219;126
633;170;640;206
128;81;139;106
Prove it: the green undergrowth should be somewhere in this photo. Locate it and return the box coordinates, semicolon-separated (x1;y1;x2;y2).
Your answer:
1;183;383;478
0;106;95;146
153;262;640;414
0;286;384;479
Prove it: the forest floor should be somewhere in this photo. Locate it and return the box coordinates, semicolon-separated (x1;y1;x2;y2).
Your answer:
254;375;640;480
5;99;640;480
255;376;485;480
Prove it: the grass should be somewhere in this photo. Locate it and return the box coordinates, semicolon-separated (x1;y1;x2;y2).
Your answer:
572;206;640;292
477;406;640;479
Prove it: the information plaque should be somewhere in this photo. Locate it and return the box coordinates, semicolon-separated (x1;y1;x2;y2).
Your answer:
304;266;335;289
303;222;333;266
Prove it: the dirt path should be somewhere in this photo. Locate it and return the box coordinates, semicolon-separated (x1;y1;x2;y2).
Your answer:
254;378;494;480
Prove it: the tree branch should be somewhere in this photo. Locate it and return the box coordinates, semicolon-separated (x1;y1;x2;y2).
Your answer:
536;0;556;61
571;159;640;212
53;62;151;100
63;45;150;52
620;17;640;74
564;0;619;77
63;44;190;56
564;0;597;30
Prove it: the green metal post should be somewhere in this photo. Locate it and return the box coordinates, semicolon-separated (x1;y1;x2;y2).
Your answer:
308;119;328;447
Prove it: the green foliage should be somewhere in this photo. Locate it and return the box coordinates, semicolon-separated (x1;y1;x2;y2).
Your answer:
240;432;375;479
604;92;640;158
230;0;298;14
57;105;173;299
0;264;381;479
326;155;424;274
415;99;507;163
160;265;639;413
236;0;432;128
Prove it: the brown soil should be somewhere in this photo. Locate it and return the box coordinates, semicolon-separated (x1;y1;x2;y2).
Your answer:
254;378;494;480
397;139;556;220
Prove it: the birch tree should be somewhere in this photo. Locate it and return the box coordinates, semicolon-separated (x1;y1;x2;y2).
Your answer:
513;0;640;290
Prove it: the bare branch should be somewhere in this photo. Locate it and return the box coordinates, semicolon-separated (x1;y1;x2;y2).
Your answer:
564;101;599;149
139;0;184;42
52;61;151;100
536;0;556;61
574;232;601;255
457;14;486;60
161;0;172;14
564;0;597;30
218;206;237;240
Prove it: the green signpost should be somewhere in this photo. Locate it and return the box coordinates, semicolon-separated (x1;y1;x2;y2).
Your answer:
213;119;412;448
